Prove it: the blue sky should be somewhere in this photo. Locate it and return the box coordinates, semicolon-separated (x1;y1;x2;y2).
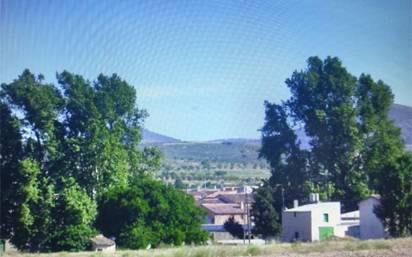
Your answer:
1;0;411;141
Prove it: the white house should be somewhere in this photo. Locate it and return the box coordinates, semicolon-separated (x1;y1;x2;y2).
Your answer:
359;195;386;239
281;194;361;242
282;198;342;242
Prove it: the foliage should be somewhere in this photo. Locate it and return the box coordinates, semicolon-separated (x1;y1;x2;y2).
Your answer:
223;217;244;239
174;176;186;189
254;56;410;237
251;181;281;238
0;70;162;251
375;152;412;237
0;101;23;238
51;178;97;251
96;177;209;249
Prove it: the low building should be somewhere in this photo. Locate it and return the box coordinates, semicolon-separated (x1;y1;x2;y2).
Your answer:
337;210;360;238
359;195;386;239
90;235;116;252
282;199;342;242
202;203;247;225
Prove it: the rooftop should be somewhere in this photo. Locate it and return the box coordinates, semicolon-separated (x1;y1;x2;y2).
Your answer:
90;235;115;247
202;203;245;215
284;202;340;212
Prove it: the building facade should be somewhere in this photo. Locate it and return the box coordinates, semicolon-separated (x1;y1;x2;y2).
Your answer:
359;195;386;240
282;201;342;242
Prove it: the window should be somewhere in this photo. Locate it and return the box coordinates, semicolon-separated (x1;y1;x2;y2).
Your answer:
323;213;329;222
294;231;299;239
293;212;297;217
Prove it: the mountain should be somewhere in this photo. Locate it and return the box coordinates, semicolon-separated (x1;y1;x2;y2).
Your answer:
141;128;180;144
389;104;412;149
142;103;412;150
207;138;260;145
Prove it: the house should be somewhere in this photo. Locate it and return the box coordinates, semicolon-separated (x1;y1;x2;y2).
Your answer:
359;195;386;239
338;210;360;238
281;193;361;242
90;235;116;252
202;202;247;225
282;198;342;242
188;187;254;240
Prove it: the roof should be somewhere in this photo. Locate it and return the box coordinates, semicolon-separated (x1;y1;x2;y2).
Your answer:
361;194;381;202
199;198;225;204
284;202;340;212
202;203;245;215
341;210;359;220
90;235;115;247
206;190;238;198
218;194;254;204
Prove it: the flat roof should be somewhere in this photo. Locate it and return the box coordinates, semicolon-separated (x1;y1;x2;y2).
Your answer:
284;202;340;212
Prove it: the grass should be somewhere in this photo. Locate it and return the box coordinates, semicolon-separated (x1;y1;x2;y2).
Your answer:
4;237;411;257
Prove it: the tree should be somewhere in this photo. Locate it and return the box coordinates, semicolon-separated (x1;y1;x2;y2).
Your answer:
223;217;244;239
251;181;281;238
375;153;412;237
1;70;162;251
96;177;209;249
0;101;23;239
10;159;55;252
50;178;97;251
254;56;411;235
174;176;186;189
260;102;311;206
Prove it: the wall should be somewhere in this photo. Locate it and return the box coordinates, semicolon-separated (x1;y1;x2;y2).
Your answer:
210;213;246;225
310;202;341;241
281;211;312;242
92;244;116;252
359;198;386;239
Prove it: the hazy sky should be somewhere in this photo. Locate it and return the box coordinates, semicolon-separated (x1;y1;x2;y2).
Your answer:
1;0;411;141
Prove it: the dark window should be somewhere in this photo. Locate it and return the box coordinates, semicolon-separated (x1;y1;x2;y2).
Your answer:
323;213;329;222
294;212;297;217
294;231;299;239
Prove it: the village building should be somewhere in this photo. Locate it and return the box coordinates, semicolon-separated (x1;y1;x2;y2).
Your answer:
359;195;387;240
90;234;116;252
281;194;360;242
202;202;247;225
187;186;254;240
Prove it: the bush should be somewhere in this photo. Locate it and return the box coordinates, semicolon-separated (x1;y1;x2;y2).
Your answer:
96;177;209;249
223;217;244;239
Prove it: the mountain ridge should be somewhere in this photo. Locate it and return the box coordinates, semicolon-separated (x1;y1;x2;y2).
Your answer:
143;103;412;147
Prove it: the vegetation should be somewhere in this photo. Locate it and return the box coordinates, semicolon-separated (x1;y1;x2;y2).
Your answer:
96;177;209;249
253;56;412;238
223;217;244;239
0;70;207;252
3;237;412;257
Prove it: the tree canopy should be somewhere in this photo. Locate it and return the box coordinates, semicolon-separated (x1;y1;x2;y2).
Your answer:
253;56;411;237
0;70;206;251
96;177;209;249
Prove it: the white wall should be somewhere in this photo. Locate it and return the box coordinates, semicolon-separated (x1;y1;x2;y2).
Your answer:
281;211;312;242
310;202;341;241
359;198;386;239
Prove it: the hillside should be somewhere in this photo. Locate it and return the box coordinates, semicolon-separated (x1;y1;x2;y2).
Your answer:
142;103;412;157
389;103;412;149
141;128;181;144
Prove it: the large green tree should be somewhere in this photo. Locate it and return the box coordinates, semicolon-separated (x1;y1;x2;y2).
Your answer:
251;181;280;238
96;177;209;249
253;56;411;237
0;101;23;239
0;69;162;251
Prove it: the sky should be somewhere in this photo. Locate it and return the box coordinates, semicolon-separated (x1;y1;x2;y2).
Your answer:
1;0;411;141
